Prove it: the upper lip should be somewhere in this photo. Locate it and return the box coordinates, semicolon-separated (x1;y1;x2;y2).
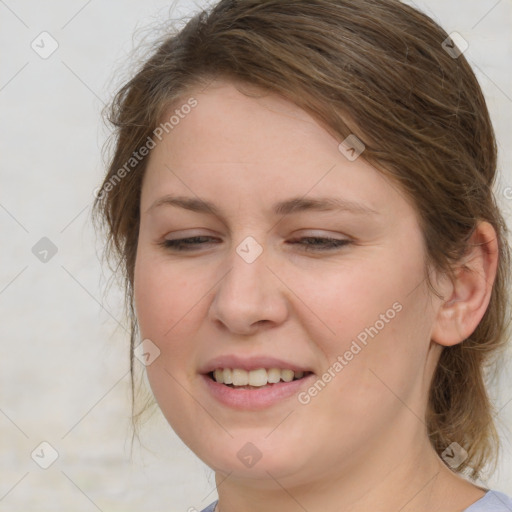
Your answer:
199;355;313;374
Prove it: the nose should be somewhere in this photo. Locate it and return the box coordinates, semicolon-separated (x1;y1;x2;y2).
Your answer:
208;243;289;336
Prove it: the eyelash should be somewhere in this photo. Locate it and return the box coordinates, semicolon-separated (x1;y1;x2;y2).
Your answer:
159;236;351;252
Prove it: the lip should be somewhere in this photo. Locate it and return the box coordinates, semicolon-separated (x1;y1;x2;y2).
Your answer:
199;355;312;374
201;372;316;410
199;355;315;410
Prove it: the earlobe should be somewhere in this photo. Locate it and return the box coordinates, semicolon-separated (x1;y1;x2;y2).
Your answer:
431;221;499;347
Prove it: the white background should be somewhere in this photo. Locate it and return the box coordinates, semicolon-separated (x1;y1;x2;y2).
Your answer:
1;1;511;510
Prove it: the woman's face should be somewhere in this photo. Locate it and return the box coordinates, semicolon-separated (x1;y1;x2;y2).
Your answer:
134;80;443;486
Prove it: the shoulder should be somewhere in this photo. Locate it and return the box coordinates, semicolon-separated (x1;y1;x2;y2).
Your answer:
464;490;512;511
197;494;512;512
198;502;217;512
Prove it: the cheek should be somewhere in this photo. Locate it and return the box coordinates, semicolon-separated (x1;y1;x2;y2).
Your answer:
306;243;433;396
133;251;209;442
299;257;406;347
294;285;433;459
134;248;202;343
133;250;201;414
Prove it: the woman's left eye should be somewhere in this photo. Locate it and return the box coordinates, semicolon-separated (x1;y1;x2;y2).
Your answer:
288;237;351;252
159;236;350;252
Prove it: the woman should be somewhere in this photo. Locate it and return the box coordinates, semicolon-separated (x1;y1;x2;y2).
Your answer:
93;1;512;510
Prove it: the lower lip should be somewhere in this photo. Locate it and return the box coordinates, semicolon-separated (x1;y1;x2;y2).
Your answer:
201;373;316;410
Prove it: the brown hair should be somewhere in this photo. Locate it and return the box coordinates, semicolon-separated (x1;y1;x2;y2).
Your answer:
92;0;511;480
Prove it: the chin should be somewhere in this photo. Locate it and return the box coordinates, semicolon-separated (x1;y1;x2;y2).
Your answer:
188;432;315;483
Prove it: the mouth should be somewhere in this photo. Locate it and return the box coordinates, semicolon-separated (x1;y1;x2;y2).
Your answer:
207;368;313;390
200;356;316;409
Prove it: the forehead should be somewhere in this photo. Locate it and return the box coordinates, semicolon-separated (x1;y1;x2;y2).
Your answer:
141;80;410;221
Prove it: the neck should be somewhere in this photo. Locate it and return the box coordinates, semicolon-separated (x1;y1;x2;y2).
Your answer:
213;435;484;512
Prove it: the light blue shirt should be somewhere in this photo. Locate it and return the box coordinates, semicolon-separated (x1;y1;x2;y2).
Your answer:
465;490;512;511
200;490;512;512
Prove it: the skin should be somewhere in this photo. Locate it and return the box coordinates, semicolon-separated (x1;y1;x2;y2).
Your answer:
133;79;498;512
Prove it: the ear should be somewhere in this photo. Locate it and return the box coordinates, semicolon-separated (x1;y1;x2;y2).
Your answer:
431;221;499;347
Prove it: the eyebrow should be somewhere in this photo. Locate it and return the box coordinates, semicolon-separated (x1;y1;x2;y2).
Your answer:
146;195;379;217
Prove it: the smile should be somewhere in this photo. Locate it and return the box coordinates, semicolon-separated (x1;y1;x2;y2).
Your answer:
210;368;310;388
203;368;315;409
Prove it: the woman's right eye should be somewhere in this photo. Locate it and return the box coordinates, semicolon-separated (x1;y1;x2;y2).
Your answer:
159;236;218;251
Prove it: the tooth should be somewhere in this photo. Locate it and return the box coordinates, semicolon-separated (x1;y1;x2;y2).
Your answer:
281;369;294;382
232;369;249;386
249;368;268;387
215;367;305;386
223;368;233;384
267;368;281;383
